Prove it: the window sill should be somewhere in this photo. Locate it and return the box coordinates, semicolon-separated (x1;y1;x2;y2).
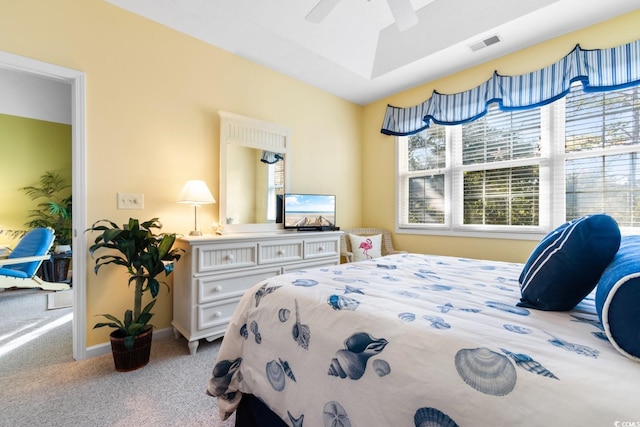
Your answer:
396;227;546;241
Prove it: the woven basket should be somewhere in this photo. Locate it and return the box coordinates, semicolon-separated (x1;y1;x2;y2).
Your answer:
109;327;153;372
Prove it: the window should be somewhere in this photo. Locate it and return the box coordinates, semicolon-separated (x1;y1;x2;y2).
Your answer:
405;125;446;225
266;159;285;222
396;84;640;239
564;87;640;226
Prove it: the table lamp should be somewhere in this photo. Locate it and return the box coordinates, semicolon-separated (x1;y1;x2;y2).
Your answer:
177;180;215;236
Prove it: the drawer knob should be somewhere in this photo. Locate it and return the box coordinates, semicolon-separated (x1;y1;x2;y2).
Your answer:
224;254;234;261
318;246;325;252
213;311;222;319
213;285;222;292
277;250;285;256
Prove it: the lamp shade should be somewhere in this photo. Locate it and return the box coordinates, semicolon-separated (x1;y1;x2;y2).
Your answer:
177;180;215;205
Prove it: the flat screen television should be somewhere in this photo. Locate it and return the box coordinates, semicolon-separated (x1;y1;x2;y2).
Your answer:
283;193;336;230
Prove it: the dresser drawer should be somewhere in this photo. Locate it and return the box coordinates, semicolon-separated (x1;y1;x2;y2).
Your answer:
304;237;339;260
258;240;303;264
196;242;257;273
198;298;241;331
282;258;340;274
197;267;281;304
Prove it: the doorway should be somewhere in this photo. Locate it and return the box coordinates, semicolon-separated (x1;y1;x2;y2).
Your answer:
0;51;87;360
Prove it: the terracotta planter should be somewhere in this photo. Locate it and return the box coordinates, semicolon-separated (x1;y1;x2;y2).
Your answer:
109;327;153;372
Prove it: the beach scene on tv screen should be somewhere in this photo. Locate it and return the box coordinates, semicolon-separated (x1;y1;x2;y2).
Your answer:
285;194;335;227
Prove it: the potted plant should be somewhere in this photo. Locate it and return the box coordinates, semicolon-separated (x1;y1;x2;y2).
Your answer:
19;171;73;282
87;217;184;371
20;171;73;250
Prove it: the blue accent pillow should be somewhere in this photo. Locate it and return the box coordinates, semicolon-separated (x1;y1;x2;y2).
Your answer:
595;235;640;361
518;214;621;311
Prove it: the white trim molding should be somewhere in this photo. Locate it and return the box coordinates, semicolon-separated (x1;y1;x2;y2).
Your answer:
0;51;88;360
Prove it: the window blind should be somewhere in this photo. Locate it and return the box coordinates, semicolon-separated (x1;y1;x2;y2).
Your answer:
564;86;640;226
397;84;640;237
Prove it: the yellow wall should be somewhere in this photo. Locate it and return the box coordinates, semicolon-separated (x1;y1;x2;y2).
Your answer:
1;0;638;349
0;0;362;347
361;9;640;263
0;113;72;246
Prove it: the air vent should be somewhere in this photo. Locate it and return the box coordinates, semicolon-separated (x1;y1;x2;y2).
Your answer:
469;34;501;52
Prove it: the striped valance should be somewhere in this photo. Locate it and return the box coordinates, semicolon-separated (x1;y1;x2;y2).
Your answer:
381;39;640;136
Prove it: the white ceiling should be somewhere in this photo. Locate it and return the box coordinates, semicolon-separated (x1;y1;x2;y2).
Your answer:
0;68;72;124
104;0;640;105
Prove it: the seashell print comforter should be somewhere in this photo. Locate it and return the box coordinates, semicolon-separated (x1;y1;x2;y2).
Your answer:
207;253;639;427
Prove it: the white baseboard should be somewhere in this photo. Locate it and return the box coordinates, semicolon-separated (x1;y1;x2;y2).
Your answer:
83;326;175;359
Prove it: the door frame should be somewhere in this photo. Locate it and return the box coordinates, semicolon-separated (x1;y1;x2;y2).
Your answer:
0;50;87;360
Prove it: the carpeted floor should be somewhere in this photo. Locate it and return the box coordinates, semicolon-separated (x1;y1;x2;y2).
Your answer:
0;289;73;369
0;289;235;427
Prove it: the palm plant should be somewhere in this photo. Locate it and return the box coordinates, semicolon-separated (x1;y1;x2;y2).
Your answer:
20;171;72;246
87;217;184;349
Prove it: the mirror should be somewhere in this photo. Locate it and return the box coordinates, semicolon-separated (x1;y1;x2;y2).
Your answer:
219;111;290;232
225;144;285;224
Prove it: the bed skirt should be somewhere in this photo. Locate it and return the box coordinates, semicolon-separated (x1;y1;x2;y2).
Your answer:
236;394;287;427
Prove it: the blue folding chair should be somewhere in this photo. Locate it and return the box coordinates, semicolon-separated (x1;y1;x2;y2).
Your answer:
0;228;70;291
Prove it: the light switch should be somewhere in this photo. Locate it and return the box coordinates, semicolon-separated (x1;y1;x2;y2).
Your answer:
117;192;144;209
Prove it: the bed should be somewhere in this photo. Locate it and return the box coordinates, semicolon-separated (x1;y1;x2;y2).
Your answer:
207;223;640;426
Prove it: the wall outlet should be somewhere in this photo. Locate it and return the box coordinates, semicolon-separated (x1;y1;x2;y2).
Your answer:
117;192;144;209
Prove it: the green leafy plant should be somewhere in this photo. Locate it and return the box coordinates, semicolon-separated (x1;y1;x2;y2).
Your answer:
20;171;72;246
87;218;184;349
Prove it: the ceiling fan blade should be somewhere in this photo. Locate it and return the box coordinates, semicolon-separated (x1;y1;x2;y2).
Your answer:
305;0;341;23
386;0;418;31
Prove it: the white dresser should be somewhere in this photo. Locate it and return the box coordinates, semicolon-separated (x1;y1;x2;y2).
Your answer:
172;230;342;354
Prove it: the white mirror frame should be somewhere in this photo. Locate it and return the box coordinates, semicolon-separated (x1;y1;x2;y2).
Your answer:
219;111;291;233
